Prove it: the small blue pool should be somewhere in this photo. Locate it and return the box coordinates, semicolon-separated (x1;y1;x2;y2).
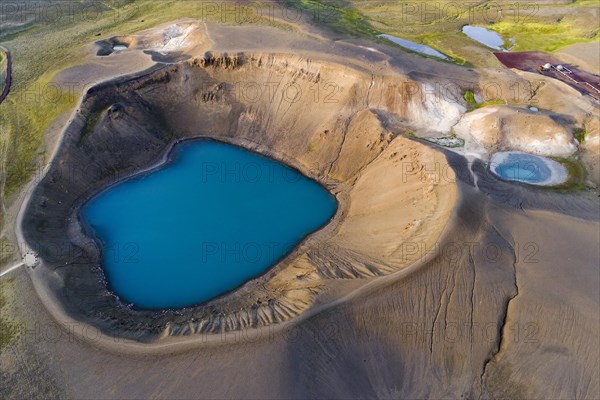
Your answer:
489;151;568;186
462;25;513;51
82;140;338;309
378;34;451;60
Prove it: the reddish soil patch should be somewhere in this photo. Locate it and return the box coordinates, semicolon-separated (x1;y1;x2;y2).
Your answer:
495;51;600;102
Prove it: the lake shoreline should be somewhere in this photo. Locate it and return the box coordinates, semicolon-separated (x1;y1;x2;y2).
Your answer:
79;137;340;311
16;35;459;347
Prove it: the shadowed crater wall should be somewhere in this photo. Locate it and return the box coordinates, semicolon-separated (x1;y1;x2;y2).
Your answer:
21;52;460;342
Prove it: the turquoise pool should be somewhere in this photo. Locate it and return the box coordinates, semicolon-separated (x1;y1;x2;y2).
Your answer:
82;140;337;309
489;151;568;186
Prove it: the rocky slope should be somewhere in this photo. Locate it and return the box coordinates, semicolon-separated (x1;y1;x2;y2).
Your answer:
21;52;460;340
453;105;578;157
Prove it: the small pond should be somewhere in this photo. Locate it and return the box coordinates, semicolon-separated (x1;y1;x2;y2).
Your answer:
378;34;451;60
462;25;514;51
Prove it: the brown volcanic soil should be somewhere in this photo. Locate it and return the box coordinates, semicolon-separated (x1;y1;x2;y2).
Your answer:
2;17;599;400
20;51;460;341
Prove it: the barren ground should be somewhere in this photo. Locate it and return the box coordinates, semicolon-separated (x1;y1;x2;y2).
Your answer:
0;6;599;400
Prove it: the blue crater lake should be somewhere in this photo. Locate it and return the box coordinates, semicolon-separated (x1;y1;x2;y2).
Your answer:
83;140;338;309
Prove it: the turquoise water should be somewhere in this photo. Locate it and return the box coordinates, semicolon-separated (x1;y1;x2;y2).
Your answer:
489;151;567;186
83;140;337;309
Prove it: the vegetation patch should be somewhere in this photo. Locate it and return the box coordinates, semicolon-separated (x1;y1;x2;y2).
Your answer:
0;49;7;92
463;90;478;111
463;90;507;112
465;99;506;112
0;0;284;211
0;279;19;350
309;0;599;67
573;128;587;143
79;106;109;145
489;19;598;53
0;237;17;266
284;0;381;38
478;100;506;108
549;156;587;190
463;90;476;106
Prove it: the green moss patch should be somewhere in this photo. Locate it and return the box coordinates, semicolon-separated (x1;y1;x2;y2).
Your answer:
573;128;587;143
549;156;587;190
